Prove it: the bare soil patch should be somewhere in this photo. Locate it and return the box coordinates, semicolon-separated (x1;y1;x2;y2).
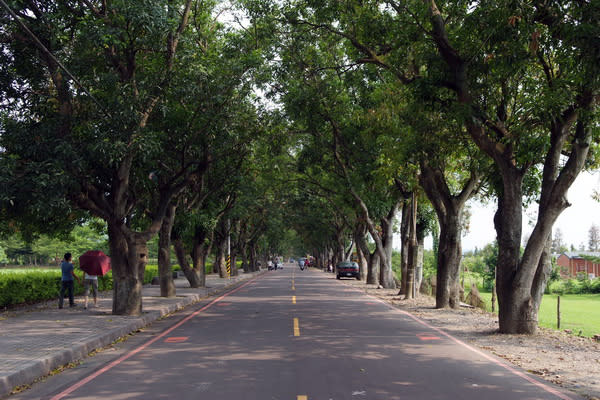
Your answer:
345;279;600;400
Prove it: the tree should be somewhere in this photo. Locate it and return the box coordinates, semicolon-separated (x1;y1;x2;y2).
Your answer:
1;0;208;315
273;24;414;288
552;228;567;254
0;222;107;266
481;242;499;291
153;13;271;294
278;0;600;333
426;0;600;334
588;224;600;251
277;0;489;305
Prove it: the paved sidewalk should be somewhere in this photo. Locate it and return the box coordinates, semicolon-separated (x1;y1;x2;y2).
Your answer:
0;270;264;398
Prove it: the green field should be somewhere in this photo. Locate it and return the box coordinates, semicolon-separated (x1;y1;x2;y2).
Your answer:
461;272;600;337
474;290;600;337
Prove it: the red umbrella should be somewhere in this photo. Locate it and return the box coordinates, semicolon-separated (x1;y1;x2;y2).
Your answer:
79;250;111;276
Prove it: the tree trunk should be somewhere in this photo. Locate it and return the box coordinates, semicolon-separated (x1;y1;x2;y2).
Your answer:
495;171;528;332
212;256;219;274
201;230;213;276
109;222;145;316
336;228;346;263
354;226;369;281
399;198;410;295
215;237;227;278
248;240;259;271
242;245;249;273
367;252;379;285
173;238;204;288
435;213;462;308
344;240;354;261
424;4;595;332
497;178;565;333
496;116;590;334
261;250;269;272
191;239;207;285
379;201;399;289
419;162;479;308
416;224;425;292
158;204;176;297
230;253;238;276
533;234;552;308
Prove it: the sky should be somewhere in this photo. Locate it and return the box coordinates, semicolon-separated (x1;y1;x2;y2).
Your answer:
397;170;600;252
461;171;600;252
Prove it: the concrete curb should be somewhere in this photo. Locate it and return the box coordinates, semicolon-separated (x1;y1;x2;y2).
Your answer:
0;271;264;398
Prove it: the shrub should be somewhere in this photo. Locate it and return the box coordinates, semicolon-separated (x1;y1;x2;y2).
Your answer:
591;278;600;293
0;271;62;307
563;279;581;294
549;280;565;295
548;277;600;295
0;263;169;308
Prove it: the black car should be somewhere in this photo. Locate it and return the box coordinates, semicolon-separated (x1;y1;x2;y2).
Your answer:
336;261;360;280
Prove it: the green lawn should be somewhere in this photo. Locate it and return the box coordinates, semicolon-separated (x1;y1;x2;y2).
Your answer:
474;290;600;337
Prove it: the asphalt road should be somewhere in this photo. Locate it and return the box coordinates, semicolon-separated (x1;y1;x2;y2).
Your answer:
14;266;579;400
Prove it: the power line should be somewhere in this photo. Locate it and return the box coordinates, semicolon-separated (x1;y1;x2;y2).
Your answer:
0;0;110;117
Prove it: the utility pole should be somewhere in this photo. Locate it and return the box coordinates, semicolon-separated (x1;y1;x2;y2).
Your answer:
411;190;418;299
226;218;231;279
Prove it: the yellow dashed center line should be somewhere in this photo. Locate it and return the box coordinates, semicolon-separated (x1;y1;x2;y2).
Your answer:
297;396;308;400
292;295;296;304
293;317;300;336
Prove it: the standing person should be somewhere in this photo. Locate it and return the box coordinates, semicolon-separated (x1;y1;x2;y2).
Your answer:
59;253;81;309
83;271;98;309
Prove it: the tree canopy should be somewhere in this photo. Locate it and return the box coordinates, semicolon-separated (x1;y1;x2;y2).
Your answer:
1;0;598;334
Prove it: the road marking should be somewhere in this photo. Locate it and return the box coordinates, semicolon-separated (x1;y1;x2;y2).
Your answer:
164;336;188;343
293;317;300;336
297;396;308;400
416;333;441;341
49;274;262;400
343;284;575;400
292;295;296;304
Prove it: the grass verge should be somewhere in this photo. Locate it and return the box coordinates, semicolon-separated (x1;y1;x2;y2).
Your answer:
473;290;600;337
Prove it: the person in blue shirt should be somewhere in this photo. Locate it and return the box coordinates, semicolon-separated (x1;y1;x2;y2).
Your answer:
59;253;81;309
